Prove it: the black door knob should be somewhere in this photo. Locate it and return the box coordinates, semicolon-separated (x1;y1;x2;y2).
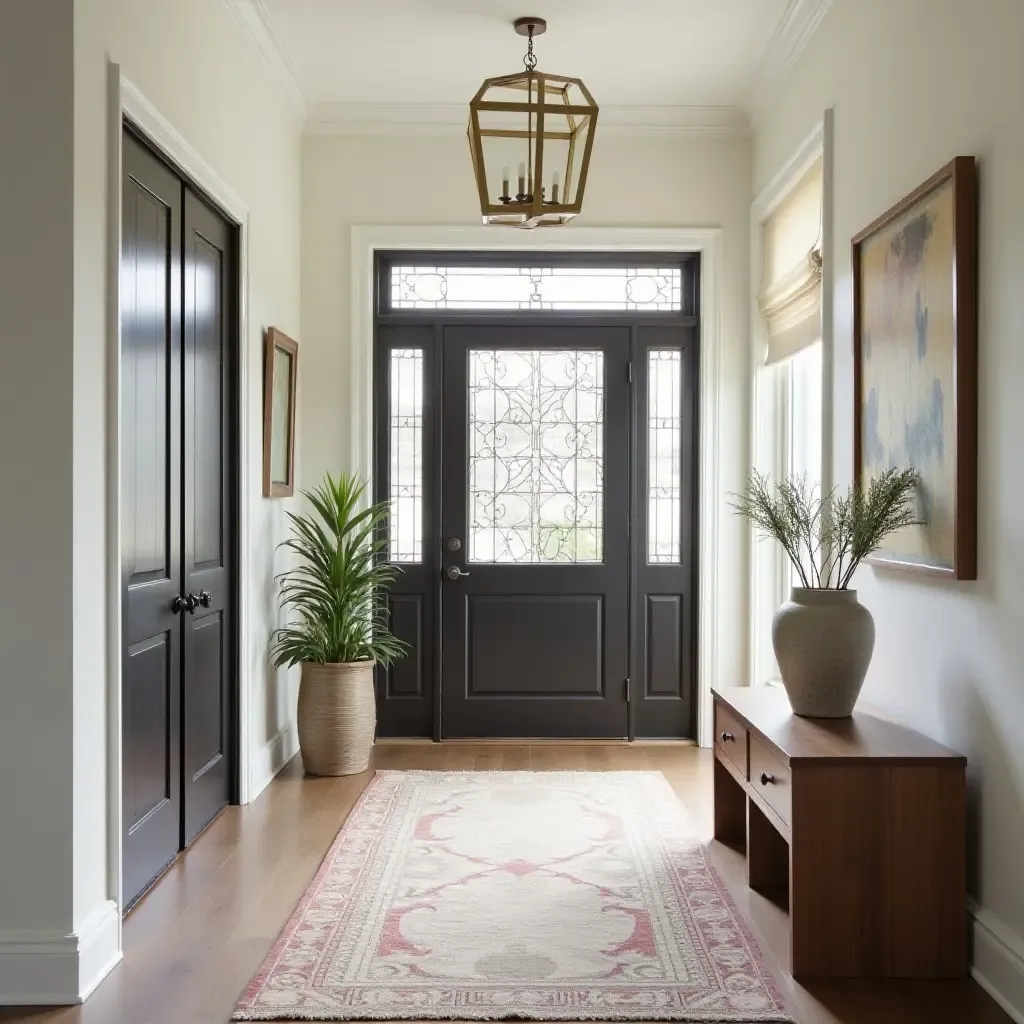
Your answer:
172;595;187;614
184;593;199;614
198;590;212;608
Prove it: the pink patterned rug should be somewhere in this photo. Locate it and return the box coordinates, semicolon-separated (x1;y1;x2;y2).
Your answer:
235;771;791;1021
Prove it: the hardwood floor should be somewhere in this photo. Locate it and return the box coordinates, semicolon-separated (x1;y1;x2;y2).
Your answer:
0;744;1010;1024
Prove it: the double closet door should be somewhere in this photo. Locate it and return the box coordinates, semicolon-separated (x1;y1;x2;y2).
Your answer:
121;129;237;908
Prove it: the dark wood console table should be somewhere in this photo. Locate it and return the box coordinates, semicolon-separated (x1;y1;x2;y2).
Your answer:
712;685;967;979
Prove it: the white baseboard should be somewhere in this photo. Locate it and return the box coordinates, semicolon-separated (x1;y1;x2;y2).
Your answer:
0;899;121;1004
971;902;1024;1024
249;722;300;802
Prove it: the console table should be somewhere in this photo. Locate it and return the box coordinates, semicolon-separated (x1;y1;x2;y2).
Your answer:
712;685;967;979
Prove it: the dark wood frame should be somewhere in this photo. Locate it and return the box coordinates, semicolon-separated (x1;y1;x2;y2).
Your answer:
373;252;700;740
262;327;299;498
852;156;978;579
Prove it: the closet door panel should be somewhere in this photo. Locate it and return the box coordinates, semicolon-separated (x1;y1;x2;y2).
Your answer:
182;188;234;845
121;130;183;907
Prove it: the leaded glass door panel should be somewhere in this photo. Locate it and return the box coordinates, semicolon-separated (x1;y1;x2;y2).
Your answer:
440;326;630;738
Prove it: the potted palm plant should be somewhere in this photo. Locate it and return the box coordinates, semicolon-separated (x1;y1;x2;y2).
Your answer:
732;467;918;717
272;472;407;776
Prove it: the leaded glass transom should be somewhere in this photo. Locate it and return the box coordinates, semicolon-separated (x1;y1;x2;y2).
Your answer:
390;265;682;311
469;350;603;563
389;348;423;562
648;350;682;564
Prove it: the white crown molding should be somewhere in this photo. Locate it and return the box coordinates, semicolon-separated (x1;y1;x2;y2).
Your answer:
304;102;749;139
220;0;308;117
746;0;835;124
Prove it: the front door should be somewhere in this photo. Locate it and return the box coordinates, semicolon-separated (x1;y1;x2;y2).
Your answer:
374;255;699;741
440;327;630;738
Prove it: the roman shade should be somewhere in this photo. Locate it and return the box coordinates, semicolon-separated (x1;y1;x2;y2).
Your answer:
759;158;823;365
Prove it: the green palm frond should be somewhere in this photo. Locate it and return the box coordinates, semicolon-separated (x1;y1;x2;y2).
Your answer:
270;472;409;668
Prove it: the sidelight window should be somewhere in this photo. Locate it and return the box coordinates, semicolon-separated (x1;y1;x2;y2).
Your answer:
468;349;604;563
647;349;683;564
388;348;424;562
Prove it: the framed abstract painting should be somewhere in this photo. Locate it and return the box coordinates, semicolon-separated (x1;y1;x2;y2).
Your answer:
852;156;978;579
263;327;299;498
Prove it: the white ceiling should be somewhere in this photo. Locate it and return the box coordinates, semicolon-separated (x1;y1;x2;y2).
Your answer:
254;0;808;116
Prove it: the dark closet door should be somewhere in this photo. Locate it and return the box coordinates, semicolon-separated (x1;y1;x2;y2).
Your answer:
181;190;233;844
121;132;183;905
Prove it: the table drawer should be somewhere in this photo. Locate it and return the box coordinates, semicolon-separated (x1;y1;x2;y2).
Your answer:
750;734;791;827
714;701;748;777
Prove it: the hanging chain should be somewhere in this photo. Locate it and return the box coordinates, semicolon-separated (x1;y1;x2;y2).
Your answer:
523;26;538;72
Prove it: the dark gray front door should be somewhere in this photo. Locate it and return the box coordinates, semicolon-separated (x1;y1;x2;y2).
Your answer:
373;254;700;741
439;326;630;738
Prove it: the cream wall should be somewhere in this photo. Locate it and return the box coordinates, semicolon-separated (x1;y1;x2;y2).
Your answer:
0;0;77;946
753;0;1024;1012
301;129;753;692
0;0;301;1003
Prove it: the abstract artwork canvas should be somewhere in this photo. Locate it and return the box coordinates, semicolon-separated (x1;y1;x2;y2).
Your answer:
853;157;977;578
263;327;299;498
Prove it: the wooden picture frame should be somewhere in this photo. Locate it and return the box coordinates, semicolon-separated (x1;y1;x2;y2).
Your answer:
852;156;978;578
263;327;298;498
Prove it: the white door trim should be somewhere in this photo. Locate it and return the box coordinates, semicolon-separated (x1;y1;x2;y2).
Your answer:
107;64;255;933
350;225;724;748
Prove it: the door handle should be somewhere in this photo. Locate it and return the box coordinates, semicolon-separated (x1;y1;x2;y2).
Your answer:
445;566;471;581
172;595;188;614
198;590;212;608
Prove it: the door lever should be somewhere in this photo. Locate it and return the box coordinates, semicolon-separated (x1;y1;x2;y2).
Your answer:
445;566;471;581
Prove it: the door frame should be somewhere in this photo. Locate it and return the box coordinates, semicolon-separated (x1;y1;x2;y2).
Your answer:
351;226;727;750
106;66;251;923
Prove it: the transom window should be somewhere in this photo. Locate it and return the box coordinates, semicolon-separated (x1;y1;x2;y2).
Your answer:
389;264;683;312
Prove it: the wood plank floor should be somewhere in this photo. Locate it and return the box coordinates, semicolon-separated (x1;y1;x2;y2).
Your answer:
0;744;1010;1024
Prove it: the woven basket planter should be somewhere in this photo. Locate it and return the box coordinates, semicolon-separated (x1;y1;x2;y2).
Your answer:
297;661;376;776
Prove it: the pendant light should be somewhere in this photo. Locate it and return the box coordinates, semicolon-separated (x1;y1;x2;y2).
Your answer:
468;17;598;228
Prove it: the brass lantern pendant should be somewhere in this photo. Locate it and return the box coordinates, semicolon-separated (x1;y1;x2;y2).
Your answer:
468;17;598;228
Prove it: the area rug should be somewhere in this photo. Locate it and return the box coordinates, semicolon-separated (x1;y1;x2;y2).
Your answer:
234;771;791;1022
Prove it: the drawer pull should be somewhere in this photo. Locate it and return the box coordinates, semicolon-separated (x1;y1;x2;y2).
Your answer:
760;771;776;786
720;731;734;743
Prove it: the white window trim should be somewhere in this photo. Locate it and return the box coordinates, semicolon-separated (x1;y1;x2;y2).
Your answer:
352;225;725;748
747;111;834;687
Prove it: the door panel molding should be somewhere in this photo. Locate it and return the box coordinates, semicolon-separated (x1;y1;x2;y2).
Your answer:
354;226;724;749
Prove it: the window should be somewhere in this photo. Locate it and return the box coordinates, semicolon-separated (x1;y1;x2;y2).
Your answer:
749;141;827;686
468;349;604;563
785;342;823;591
648;350;683;563
388;349;424;562
389;264;682;312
